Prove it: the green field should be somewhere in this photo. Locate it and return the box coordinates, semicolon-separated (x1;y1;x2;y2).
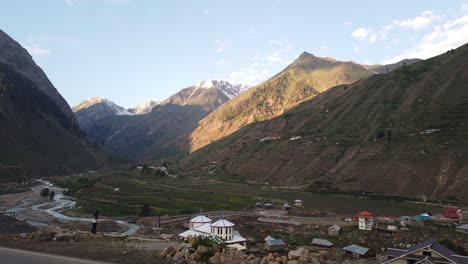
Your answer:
49;169;443;217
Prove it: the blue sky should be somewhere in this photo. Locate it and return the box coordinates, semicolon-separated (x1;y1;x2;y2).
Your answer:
1;0;467;108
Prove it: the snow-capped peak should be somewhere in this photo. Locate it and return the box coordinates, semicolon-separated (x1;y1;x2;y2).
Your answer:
128;99;161;115
320;56;342;62
196;79;215;89
193;79;251;99
73;96;134;116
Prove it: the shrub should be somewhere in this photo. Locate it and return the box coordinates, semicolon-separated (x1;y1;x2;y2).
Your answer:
40;188;49;197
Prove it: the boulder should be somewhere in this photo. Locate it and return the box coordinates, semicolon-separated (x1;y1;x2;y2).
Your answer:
161;245;177;257
267;253;275;262
288;248;309;260
250;258;261;264
246;254;256;260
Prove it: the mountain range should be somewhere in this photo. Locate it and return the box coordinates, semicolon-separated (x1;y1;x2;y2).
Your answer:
182;44;468;198
73;79;250;161
2;27;466;199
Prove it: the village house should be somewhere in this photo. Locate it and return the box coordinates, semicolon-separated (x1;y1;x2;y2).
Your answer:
416;213;431;222
178;215;247;250
264;236;286;251
294;199;303;207
312;238;333;248
442;207;463;222
355;211;374;231
456;224;468;234
342;244;373;259
328;224;341;237
384;240;468;264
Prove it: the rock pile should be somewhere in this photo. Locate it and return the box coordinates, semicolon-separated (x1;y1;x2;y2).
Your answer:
160;245;343;264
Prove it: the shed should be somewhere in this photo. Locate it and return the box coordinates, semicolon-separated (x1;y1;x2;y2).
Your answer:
312;238;333;248
264;203;274;209
342;244;373;258
264;235;275;241
456;224;468;234
283;203;291;210
265;239;286;251
328;225;341;237
294;199;303;207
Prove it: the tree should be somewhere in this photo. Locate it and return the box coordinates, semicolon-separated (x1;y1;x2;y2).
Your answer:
40;188;49;197
140;204;151;217
49;191;55;200
141;164;149;174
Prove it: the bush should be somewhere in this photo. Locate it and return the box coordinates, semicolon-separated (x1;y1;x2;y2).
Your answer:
49;191;55;200
40;188;49;197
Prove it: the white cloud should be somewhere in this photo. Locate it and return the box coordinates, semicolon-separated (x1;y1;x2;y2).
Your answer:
394;11;442;30
384;14;468;63
215;39;232;53
368;34;377;43
229;67;271;86
351;27;370;40
228;43;295;85
263;45;293;65
320;45;329;50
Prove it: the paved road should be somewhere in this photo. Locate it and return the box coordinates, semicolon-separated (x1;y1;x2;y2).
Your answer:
0;247;112;264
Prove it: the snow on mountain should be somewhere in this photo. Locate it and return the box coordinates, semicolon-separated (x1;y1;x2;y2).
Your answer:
195;79;251;99
128;99;161;115
73;96;134;116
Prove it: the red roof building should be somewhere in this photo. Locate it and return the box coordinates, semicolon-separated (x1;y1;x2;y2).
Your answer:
442;207;462;219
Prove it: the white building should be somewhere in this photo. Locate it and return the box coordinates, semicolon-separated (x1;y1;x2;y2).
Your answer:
356;211;374;231
179;215;247;249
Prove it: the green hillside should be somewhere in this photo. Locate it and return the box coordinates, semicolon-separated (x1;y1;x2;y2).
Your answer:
189;52;375;151
182;44;468;199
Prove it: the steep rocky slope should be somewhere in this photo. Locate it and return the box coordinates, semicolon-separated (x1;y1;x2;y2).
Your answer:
183;45;468;199
0;30;75;121
0;64;104;179
189;52;375;151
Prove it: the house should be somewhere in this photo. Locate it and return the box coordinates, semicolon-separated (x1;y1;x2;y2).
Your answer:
179;215;247;249
294;199;303;207
264;203;274;209
283;203;291;210
328;225;341;237
342;245;373;258
442;208;462;222
265;238;286;251
416;213;432;221
312;238;333;248
264;235;275;241
456;224;468;234
355;211;374;231
384;240;468;264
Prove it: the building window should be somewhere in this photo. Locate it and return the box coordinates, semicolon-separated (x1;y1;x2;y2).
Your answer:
422;250;431;256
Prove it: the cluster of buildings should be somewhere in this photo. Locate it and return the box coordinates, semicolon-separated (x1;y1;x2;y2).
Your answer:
176;205;467;262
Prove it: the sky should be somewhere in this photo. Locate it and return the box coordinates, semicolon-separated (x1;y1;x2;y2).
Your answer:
1;0;468;108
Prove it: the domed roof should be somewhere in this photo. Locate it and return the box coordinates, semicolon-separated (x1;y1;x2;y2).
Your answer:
189;215;212;223
211;219;235;227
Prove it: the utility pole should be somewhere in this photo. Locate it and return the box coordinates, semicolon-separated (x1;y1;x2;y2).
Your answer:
91;210;99;234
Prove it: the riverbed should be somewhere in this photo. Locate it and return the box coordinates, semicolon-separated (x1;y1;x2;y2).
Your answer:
1;180;140;236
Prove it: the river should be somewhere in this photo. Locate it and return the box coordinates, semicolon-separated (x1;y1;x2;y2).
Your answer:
7;180;140;236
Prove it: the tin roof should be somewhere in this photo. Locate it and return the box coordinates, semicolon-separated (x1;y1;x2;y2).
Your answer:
343;245;370;255
189;215;212;223
329;224;341;231
266;239;286;246
457;224;468;230
211;219;235;227
312;238;333;247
